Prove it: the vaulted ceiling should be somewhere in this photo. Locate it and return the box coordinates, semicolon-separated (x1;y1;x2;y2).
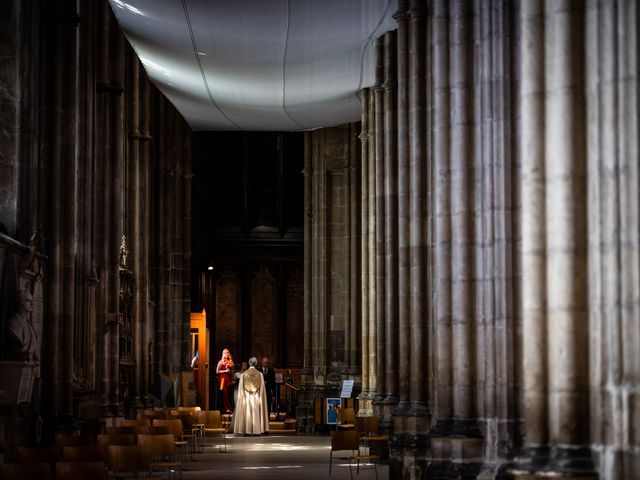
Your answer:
109;0;397;131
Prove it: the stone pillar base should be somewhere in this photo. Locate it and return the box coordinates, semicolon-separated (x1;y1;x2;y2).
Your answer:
428;435;483;479
357;391;373;416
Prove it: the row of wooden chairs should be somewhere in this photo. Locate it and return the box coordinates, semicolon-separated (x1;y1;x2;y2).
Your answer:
5;408;225;479
132;409;227;453
10;434;183;479
0;461;106;480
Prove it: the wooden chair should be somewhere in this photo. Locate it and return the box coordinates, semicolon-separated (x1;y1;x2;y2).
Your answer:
55;433;95;447
329;430;359;476
329;430;378;479
107;425;138;435
55;461;107;480
337;407;356;430
62;446;103;462
171;411;199;454
108;444;142;478
135;414;152;427
357;415;389;462
137;434;181;479
16;445;59;467
120;419;139;428
0;462;52;480
139;425;170;435
96;433;136;462
196;410;227;452
152;419;189;461
177;406;201;414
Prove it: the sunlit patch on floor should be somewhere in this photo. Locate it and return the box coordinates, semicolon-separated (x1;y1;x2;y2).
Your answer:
244;442;330;452
242;465;303;470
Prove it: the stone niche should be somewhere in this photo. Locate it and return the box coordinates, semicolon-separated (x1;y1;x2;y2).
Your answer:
0;231;45;457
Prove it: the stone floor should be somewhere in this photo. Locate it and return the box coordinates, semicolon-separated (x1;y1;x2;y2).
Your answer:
180;433;388;479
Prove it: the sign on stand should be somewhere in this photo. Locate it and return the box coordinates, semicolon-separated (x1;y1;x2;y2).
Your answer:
340;379;354;399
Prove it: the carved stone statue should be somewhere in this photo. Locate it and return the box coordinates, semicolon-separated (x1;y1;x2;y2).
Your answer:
6;289;38;363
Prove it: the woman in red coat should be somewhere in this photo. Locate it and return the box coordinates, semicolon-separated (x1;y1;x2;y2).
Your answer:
216;348;235;413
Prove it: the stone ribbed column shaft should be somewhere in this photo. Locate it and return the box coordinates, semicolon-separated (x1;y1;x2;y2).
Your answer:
473;0;517;462
349;123;360;367
47;5;65;417
97;0;112;409
383;30;399;403
140;71;151;402
449;0;475;423
303;131;313;371
162;105;172;372
367;90;377;395
360;90;370;394
311;130;327;381
395;0;411;410
374;36;386;402
408;0;428;410
432;0;453;424
153;93;165;375
170;108;181;371
474;0;493;436
181;124;192;371
519;0;548;448
544;0;589;447
62;3;79;417
110;32;126;408
586;1;639;477
129;54;142;404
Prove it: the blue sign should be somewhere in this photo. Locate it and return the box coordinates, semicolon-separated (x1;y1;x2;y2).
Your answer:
326;398;341;424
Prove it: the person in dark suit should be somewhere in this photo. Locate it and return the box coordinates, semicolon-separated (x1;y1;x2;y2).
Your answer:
261;356;276;414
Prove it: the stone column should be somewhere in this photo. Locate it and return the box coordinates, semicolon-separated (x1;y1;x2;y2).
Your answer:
348;123;360;371
129;54;143;409
543;1;592;473
585;1;640;478
449;0;477;434
303;131;313;379
46;1;65;420
395;0;411;414
140;70;151;405
155;95;168;375
366;90;377;403
408;0;428;416
109;32;126;412
516;0;549;468
513;1;596;477
0;0;20;234
431;0;453;436
61;2;79;421
178;122;193;406
311;130;327;384
97;0;112;414
472;0;519;473
359;90;371;404
383;30;399;411
373;37;386;407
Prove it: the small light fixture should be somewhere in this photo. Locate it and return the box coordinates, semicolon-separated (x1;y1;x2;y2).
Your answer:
207;265;214;271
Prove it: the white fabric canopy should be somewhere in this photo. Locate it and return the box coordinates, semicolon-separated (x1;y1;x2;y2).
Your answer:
108;0;397;131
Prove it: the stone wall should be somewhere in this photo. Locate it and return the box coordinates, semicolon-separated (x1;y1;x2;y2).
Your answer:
0;0;192;447
299;124;361;432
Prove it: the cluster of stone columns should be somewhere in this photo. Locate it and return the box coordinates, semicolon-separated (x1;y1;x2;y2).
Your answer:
1;0;193;428
360;0;521;476
584;1;640;477
354;0;640;478
514;1;639;478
